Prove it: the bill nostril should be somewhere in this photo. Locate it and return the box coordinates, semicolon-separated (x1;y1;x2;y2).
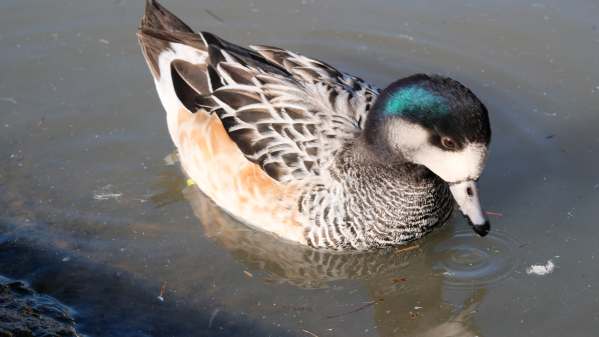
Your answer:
466;187;473;196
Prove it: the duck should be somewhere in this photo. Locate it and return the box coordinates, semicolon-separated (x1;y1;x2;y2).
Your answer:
137;0;492;251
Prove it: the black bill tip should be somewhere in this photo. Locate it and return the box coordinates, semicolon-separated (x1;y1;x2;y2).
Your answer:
471;220;491;237
463;215;491;237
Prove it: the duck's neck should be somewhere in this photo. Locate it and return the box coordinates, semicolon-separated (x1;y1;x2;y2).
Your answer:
344;136;432;182
300;137;453;250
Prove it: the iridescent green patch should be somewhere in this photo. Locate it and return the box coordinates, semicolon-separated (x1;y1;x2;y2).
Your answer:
384;86;448;117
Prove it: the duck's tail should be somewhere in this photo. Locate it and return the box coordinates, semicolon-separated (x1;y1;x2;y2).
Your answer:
137;0;214;148
140;0;193;33
137;0;207;79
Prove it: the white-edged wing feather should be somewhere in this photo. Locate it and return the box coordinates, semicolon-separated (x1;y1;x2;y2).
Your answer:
149;30;380;182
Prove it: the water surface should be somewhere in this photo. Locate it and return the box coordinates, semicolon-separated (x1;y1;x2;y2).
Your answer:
1;0;598;336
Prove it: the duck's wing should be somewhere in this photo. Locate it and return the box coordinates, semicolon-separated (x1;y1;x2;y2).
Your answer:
173;34;382;183
139;2;380;183
249;44;380;129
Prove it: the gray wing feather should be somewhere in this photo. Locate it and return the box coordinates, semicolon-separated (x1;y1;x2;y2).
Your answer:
169;32;380;182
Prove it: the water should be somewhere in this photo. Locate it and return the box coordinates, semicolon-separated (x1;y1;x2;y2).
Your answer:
1;0;598;336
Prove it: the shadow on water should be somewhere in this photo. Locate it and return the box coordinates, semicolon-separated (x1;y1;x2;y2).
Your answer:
0;166;297;336
0;227;298;337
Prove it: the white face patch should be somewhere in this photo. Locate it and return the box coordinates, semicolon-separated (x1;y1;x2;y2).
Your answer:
385;120;488;183
414;142;487;183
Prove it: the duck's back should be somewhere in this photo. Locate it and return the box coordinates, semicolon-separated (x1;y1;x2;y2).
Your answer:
137;0;380;244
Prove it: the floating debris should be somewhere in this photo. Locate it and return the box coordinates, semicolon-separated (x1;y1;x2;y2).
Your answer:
93;184;122;201
409;311;419;319
157;282;167;302
93;192;122;201
325;299;382;319
163;152;179;165
208;308;220;328
395;244;419;254
398;34;415;41
205;9;224;23
0;97;17;104
302;329;320;337
243;270;254;278
98;38;110;45
391;277;407;284
486;210;504;217
526;260;555;276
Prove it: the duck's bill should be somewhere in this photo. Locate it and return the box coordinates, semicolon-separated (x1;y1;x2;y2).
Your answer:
449;180;490;237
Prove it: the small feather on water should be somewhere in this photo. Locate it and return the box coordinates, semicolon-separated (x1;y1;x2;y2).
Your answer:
526;260;555;276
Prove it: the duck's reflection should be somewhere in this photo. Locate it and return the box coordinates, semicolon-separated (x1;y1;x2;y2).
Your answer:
371;286;485;337
178;180;486;337
185;184;419;288
150;161;486;336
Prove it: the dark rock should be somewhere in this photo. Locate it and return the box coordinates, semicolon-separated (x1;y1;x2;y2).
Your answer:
0;277;80;337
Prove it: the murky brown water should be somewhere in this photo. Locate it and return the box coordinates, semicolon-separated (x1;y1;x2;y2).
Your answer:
1;0;599;336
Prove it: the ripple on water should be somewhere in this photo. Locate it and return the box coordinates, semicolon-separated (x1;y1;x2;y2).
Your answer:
433;230;520;289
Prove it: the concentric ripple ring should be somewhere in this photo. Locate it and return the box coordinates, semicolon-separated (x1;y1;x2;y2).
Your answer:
433;230;520;289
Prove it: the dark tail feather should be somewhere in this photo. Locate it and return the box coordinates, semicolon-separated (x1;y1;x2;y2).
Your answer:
141;0;193;33
138;1;196;79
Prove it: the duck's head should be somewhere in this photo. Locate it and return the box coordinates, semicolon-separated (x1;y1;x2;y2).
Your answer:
365;74;492;236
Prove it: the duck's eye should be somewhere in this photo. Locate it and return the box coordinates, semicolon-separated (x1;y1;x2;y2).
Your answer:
441;137;457;150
